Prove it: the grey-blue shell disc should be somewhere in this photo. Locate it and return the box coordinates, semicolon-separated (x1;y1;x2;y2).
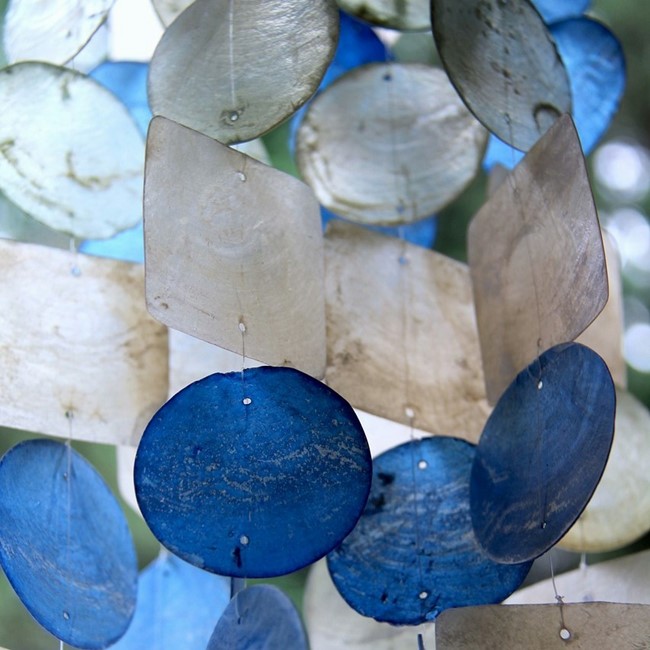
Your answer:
327;436;532;625
470;342;616;563
206;584;308;650
0;439;137;649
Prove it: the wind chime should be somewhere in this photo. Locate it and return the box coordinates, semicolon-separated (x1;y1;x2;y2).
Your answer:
0;0;649;649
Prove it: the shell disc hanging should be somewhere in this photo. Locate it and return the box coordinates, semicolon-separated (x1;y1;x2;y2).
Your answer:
296;63;487;226
0;440;137;649
327;437;531;625
0;62;144;239
431;0;571;151
2;0;113;65
206;585;308;650
470;342;616;564
135;366;372;578
110;553;231;650
148;0;339;143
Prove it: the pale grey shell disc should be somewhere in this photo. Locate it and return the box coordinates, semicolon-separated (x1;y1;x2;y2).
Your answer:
0;63;144;239
2;0;114;65
296;63;487;226
432;0;571;151
148;0;339;144
337;0;431;31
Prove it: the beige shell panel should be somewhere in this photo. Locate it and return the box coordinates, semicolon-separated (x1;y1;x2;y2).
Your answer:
0;239;168;446
469;115;608;404
324;221;490;441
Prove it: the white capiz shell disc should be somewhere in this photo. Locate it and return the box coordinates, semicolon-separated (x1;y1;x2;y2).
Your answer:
296;63;487;226
558;388;650;553
0;62;144;239
148;0;339;143
2;0;113;65
304;560;436;650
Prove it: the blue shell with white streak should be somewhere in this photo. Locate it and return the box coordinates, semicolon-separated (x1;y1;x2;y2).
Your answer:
483;15;625;169
109;553;231;650
135;366;372;578
206;585;308;650
327;437;532;625
471;343;616;564
0;439;137;649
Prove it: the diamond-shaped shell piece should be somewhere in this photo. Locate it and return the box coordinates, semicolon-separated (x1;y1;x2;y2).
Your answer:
144;117;326;378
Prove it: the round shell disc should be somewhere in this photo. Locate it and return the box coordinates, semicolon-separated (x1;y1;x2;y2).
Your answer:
483;16;625;169
206;585;308;650
337;0;431;31
0;62;144;239
327;437;531;625
296;63;487;226
0;439;137;649
2;0;113;65
470;342;616;564
558;387;650;553
432;0;571;151
110;553;231;650
304;560;436;649
135;366;372;578
148;0;339;143
549;17;625;155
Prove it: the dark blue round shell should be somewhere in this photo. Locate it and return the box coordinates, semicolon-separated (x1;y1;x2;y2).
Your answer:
135;366;372;578
327;436;531;625
471;342;616;563
206;584;308;650
0;439;137;649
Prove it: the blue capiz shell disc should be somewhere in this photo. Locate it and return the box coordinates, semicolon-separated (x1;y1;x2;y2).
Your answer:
470;342;616;564
109;552;231;650
206;584;308;650
327;437;532;625
135;366;372;578
0;439;137;649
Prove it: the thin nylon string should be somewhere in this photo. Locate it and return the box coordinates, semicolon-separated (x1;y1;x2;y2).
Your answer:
381;57;429;624
498;36;563;640
60;237;80;650
236;316;248;612
549;551;570;638
497;32;551;535
227;0;237;108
